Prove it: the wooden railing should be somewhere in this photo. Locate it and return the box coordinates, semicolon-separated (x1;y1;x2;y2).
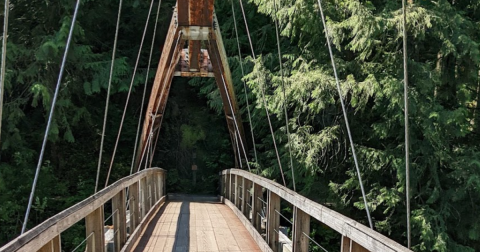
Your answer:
221;169;411;252
0;168;166;252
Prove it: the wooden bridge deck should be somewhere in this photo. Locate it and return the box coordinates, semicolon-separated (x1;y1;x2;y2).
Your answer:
132;195;260;252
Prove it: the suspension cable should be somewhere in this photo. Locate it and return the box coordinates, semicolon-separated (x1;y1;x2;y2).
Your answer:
234;132;243;169
130;0;163;175
104;0;156;188
231;0;258;163
140;33;182;172
316;0;373;229
207;39;252;172
22;0;82;234
0;0;9;142
273;0;296;191
237;0;286;186
402;0;411;248
94;0;124;194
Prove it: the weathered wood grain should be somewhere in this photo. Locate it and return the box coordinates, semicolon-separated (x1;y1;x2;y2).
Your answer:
0;168;165;252
223;169;412;252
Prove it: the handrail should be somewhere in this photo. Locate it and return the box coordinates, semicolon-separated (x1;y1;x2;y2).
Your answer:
1;168;166;252
221;169;411;252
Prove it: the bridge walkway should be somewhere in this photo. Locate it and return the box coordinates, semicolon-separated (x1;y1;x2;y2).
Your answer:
132;195;260;252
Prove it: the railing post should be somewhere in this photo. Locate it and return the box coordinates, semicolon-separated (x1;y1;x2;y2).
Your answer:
37;235;61;252
236;175;242;209
155;172;161;202
234;175;239;207
242;178;251;218
293;207;310;252
163;171;166;199
341;236;370;252
252;183;263;232
226;172;232;200
112;189;127;252
147;174;153;210
85;206;105;252
140;177;147;219
220;173;225;198
152;172;157;203
128;182;140;232
267;190;280;251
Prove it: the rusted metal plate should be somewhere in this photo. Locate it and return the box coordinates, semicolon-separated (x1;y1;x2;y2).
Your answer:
189;40;201;70
177;0;189;26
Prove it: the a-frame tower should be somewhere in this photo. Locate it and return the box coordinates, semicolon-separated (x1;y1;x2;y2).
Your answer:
136;0;247;169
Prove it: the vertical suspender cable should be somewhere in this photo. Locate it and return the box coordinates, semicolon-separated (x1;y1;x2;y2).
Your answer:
22;0;82;234
0;0;9;142
237;0;286;187
231;0;258;163
207;39;252;172
104;0;155;188
273;0;296;191
130;0;163;175
94;0;124;194
316;0;373;229
403;0;411;248
141;34;182;172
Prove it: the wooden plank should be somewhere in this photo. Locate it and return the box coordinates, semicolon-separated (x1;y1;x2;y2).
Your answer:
112;190;127;252
342;236;370;252
252;183;263;233
140;177;147;219
242;178;251;218
293;207;309;252
227;173;235;202
128;182;140;232
224;197;273;252
36;235;60;252
137;4;182;170
120;196;166;252
234;175;240;208
85;206;105;252
267;191;280;252
222;169;411;252
1;168;165;252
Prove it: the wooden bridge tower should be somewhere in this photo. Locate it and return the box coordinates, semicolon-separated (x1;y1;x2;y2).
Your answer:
137;0;247;169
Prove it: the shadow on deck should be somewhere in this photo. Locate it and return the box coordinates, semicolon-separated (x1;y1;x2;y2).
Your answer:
132;194;260;252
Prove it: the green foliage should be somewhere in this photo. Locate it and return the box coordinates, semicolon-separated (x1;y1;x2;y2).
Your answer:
1;0;480;251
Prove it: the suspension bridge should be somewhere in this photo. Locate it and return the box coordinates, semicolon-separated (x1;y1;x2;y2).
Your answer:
0;0;413;251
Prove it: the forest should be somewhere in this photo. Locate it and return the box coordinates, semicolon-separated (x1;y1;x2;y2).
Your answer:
1;0;480;251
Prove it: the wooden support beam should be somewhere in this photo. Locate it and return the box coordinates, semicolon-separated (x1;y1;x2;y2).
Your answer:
242;178;251;218
293;207;310;252
252;183;263;233
226;172;231;200
148;175;154;211
85;206;105;252
37;235;60;252
0;169;165;252
112;189;127;252
128;182;140;233
267;191;280;252
237;175;242;209
140;177;147;219
223;169;411;252
342;236;370;252
207;13;247;164
221;173;225;198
